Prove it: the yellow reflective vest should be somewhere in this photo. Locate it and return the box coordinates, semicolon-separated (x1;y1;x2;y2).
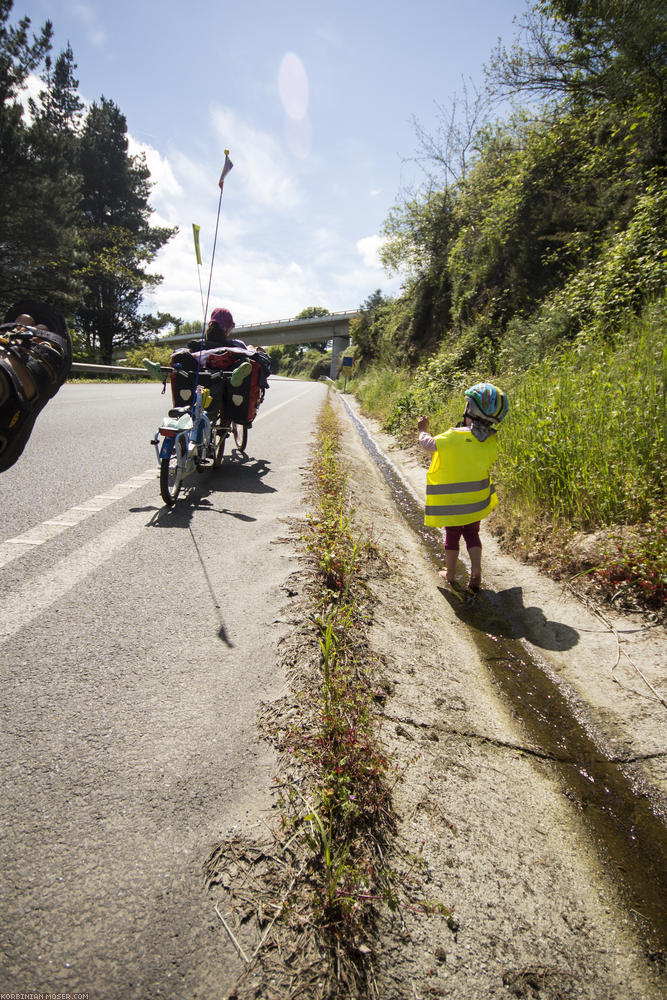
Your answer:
424;428;498;527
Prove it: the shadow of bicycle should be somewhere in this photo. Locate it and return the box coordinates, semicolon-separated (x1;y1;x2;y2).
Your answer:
137;456;276;528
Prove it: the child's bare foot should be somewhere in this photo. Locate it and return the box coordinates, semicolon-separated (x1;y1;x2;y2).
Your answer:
438;570;457;584
468;574;481;593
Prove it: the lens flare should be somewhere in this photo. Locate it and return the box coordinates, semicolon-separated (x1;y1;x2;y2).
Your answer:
278;52;309;121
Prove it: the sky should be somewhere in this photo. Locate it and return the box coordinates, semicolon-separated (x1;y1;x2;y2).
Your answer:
11;0;530;327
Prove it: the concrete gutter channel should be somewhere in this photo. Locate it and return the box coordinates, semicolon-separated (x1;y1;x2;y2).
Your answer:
339;394;667;957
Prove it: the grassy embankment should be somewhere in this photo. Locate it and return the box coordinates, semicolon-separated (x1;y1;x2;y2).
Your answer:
344;297;666;615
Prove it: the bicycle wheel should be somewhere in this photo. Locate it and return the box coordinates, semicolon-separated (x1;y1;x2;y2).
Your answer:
232;423;248;451
160;435;186;506
213;422;228;467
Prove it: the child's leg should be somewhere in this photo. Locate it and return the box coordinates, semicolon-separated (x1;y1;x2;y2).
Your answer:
461;522;482;590
439;525;463;583
468;547;482;583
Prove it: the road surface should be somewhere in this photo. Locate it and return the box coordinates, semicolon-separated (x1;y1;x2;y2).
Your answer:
0;378;326;997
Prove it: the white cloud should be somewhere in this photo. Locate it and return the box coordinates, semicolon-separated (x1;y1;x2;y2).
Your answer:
14;81;397;323
128;137;182;203
210;105;302;211
69;2;107;47
356;234;386;270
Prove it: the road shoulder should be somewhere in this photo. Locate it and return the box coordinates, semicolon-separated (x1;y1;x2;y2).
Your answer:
335;392;665;999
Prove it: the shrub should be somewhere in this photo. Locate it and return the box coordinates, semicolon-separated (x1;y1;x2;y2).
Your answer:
498;303;665;529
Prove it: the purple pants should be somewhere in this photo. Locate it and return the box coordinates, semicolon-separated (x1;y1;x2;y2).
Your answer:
444;521;481;552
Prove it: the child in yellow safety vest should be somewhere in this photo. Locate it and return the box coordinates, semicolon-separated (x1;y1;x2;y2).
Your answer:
418;382;508;592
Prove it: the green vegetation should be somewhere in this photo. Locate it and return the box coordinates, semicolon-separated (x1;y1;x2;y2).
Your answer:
500;308;665;531
291;399;395;932
266;305;334;378
268;343;333;379
344;0;666;614
123;342;174;369
0;1;174;361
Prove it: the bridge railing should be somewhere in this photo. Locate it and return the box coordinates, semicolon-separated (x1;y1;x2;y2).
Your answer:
234;309;359;330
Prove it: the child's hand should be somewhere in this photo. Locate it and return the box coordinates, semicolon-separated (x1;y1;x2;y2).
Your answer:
417;415;429;432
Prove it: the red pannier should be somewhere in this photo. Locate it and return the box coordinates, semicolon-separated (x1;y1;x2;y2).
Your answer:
170;346;267;426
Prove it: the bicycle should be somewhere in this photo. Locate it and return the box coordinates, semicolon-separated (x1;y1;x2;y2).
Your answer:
147;362;249;506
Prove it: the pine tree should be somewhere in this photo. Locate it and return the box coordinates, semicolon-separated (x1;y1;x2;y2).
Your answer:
75;97;175;362
0;0;52;308
20;42;85;313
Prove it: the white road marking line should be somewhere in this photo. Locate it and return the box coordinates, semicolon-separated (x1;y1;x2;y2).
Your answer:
0;510;149;644
0;467;157;569
253;385;319;423
0;384;320;569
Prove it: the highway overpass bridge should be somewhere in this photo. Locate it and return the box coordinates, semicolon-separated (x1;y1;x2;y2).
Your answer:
162;310;358;379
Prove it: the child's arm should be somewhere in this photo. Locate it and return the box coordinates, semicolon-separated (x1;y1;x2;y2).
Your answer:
417;415;436;453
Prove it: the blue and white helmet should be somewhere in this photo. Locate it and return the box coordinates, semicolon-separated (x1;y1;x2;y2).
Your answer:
464;382;508;424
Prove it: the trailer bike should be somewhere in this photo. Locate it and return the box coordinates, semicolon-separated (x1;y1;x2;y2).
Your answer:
146;359;252;507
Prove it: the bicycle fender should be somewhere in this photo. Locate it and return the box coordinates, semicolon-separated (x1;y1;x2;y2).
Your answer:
159;436;174;460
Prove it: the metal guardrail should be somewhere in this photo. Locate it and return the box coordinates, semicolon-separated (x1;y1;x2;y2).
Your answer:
71;362;170;376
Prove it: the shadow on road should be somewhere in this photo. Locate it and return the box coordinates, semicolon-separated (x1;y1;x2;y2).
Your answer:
438;584;580;652
130;456;277;648
134;456;276;529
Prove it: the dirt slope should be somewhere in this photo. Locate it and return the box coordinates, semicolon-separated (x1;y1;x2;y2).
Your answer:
337;394;666;1000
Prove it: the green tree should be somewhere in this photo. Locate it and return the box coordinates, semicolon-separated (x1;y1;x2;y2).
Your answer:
75;97;175;362
296;305;330;318
19;42;85;312
267;344;283;373
350;290;392;365
141;311;179;338
0;0;52;306
295;305;331;351
488;0;666;104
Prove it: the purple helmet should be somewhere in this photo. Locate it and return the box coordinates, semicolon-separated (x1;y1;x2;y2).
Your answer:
209;307;235;333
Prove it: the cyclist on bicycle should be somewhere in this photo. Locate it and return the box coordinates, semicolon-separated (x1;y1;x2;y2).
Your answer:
200;307;255;351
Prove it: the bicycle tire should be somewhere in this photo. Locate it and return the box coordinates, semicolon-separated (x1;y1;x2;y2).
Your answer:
233;423;248;451
160;435;186;506
214;423;227;467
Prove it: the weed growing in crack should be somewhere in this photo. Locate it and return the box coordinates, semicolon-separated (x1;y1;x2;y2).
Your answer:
213;393;450;999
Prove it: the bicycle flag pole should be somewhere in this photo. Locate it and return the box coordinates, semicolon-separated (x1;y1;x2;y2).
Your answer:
192;223;206;322
192;151;234;407
202;149;234;331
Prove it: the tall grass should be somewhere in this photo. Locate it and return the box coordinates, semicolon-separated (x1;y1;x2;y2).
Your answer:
350;366;412;425
355;300;665;533
500;312;665;528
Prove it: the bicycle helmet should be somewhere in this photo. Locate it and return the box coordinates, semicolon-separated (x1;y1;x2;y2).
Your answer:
464;382;508;424
209;307;235;333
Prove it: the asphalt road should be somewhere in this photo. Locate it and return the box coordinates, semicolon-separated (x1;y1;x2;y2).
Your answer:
0;377;326;997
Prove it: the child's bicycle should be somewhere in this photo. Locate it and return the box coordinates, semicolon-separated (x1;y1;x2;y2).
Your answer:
146;361;248;507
